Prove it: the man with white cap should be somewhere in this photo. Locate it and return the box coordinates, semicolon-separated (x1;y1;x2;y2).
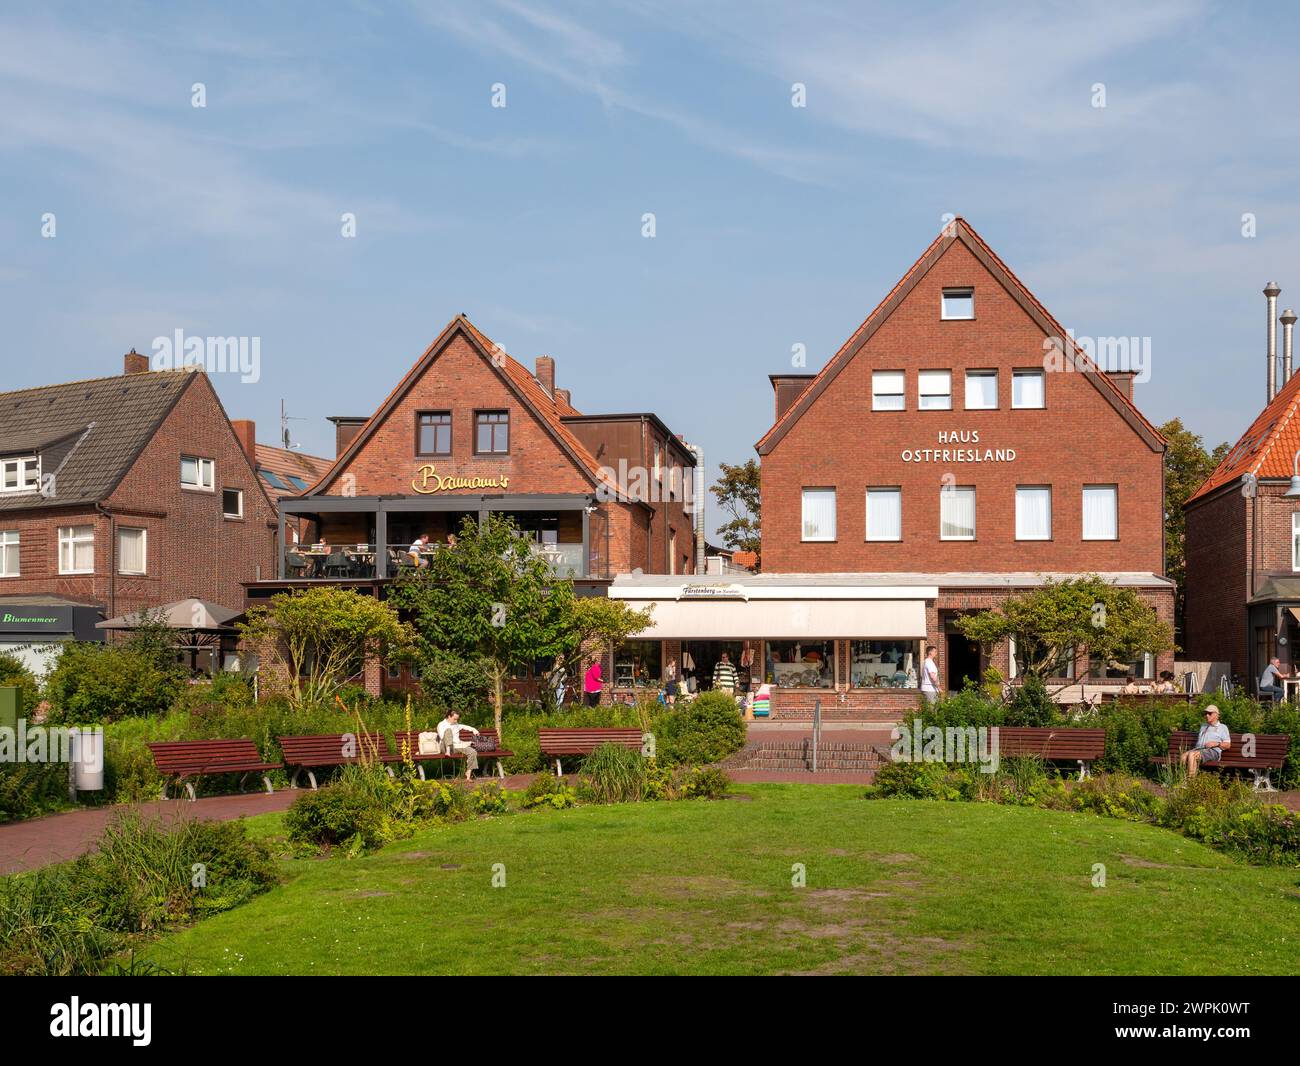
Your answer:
1181;704;1230;778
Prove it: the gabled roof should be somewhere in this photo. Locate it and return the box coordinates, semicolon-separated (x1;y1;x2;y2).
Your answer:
0;369;195;511
308;315;619;497
1187;369;1300;504
254;442;332;499
755;218;1164;454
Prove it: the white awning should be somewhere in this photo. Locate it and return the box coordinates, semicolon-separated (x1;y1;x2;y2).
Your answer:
624;598;928;640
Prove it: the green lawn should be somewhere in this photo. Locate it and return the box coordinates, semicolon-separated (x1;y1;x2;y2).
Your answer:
141;784;1300;975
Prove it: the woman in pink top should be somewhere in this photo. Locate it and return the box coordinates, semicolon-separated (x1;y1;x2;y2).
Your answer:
583;659;604;708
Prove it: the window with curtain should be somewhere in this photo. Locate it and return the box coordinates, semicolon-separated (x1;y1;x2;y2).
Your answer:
0;530;18;576
58;525;94;574
872;370;905;411
918;370;952;410
865;488;902;541
802;488;836;541
964;369;998;409
1015;486;1052;540
940;486;975;540
1012;369;1045;408
1082;484;1118;540
118;527;147;575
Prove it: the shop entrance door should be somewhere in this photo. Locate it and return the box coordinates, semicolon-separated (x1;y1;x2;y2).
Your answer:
682;640;747;693
945;632;982;692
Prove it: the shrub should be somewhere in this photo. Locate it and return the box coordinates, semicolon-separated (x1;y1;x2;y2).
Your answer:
0;761;70;821
43;641;186;724
471;781;509;815
1213;805;1300;864
1260;704;1300;791
0;812;276;976
1158;773;1257;841
870;760;969;801
285;780;389;853
1003;675;1060;727
582;742;646;804
0;652;41;717
520;770;577;810
652;691;746;766
1068;773;1161;821
918;687;1005;732
679;765;731;800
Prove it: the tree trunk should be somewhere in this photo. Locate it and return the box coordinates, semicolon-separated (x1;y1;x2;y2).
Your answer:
493;668;504;737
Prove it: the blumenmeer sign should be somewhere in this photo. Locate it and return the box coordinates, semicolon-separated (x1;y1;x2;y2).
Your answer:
0;608;75;632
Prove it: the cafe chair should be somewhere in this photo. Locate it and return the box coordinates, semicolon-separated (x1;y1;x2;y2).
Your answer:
323;550;352;579
285;551;309;578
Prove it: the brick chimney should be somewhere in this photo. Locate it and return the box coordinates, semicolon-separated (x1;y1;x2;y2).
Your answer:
124;349;149;375
534;355;555;397
230;419;257;464
1104;370;1135;401
554;387;571;409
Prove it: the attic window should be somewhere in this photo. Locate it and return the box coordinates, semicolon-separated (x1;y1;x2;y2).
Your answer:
0;455;39;494
941;288;974;320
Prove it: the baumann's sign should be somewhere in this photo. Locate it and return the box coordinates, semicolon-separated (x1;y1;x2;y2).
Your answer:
901;430;1016;464
412;464;511;494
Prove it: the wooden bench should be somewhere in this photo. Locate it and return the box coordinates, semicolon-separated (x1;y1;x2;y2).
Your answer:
393;729;513;779
995;727;1107;779
278;732;403;790
1152;731;1290;792
146;739;283;801
537;727;644;776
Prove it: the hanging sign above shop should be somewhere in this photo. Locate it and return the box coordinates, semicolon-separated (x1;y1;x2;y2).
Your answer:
412;464;511;494
676;583;749;601
901;430;1016;464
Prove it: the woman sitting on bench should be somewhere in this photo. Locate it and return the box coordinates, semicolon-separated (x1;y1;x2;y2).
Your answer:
437;710;480;781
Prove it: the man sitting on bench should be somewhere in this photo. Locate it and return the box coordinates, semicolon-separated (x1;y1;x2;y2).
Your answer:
1181;704;1230;778
437;710;480;781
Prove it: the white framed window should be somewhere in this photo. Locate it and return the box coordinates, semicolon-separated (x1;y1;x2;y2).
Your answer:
941;288;974;320
1082;484;1118;540
1293;513;1300;571
964;369;998;410
181;455;215;491
222;488;244;518
918;370;952;410
117;527;147;575
1015;486;1052;540
0;530;18;577
58;525;94;575
865;488;902;542
801;488;837;542
872;370;905;411
1012;369;1045;409
0;455;39;494
940;486;976;540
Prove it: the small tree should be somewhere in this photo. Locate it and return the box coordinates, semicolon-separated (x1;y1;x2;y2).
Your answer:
238;587;412;708
387;515;576;736
562;596;655;687
711;459;761;569
956;575;1174;689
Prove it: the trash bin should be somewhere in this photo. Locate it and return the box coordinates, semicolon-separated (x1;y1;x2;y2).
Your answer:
69;727;104;792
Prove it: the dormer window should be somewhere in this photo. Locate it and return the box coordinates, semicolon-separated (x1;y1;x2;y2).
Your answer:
941;288;974;320
0;455;39;494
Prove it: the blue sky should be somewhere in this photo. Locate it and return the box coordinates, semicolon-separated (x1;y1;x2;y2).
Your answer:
3;1;1299;536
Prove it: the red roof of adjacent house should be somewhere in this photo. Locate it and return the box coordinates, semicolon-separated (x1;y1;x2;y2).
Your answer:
1187;370;1300;504
254;443;332;498
755;218;1164;454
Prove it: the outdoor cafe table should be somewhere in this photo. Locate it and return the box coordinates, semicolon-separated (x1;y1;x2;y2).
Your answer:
1284;677;1300;703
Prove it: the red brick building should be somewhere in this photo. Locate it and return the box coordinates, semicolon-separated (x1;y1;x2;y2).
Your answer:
1184;300;1300;683
0;353;278;673
611;219;1174;718
246;314;698;695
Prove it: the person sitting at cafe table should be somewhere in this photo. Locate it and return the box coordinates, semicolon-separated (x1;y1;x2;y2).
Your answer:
407;533;431;568
1121;675;1141;695
1154;670;1178;695
1259;656;1285;701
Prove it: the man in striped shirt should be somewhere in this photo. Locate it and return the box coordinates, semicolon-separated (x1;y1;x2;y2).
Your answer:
712;652;739;695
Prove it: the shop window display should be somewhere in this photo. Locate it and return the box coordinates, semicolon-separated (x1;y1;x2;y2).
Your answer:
850;640;918;688
766;640;835;688
615;640;662;689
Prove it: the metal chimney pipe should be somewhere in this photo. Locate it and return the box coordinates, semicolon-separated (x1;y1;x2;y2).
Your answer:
683;441;706;574
1283;308;1298;384
1266;282;1281;401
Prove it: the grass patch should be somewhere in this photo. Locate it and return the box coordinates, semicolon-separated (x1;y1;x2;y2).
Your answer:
136;784;1300;976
